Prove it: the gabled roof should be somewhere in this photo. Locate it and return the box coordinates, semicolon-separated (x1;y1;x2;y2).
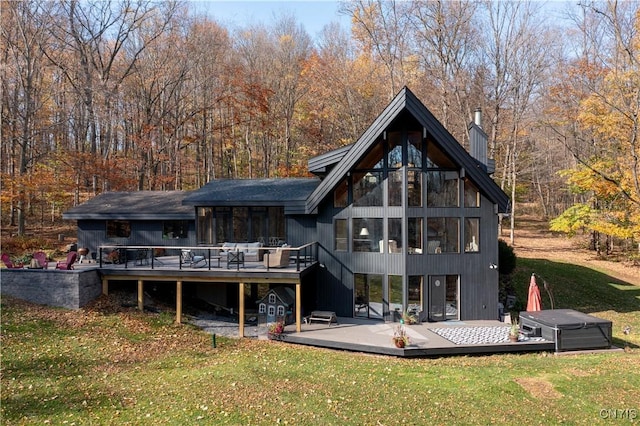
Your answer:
62;191;194;220
256;286;296;307
305;87;510;213
308;144;352;177
182;178;320;215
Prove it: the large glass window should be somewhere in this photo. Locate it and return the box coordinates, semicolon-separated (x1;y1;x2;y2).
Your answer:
163;220;188;239
387;218;402;253
426;218;460;253
426;141;456;168
233;208;248;241
408;218;423;254
335;219;348;251
387;131;402;168
106;220;130;238
353;218;383;252
197;207;213;244
215;207;232;243
407;131;423;167
428;275;459;321
388;275;403;315
426;171;459;207
353;171;383;206
210;207;284;244
408;276;423;317
388;169;403;206
464;178;480;207
268;207;285;244
407;170;422;206
355;273;383;319
334;178;348;208
446;276;459;320
464;218;480;252
357;140;385;169
251;208;267;243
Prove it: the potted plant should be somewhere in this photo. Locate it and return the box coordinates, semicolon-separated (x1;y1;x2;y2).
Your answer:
392;324;410;348
509;320;520;342
401;309;419;325
268;321;285;340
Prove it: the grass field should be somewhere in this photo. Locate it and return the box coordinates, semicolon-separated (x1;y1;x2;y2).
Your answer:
2;257;639;425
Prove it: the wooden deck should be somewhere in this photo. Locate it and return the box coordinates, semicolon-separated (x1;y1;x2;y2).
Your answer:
75;255;318;336
278;317;557;357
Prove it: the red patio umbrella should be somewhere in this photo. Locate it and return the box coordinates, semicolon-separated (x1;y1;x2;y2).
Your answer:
526;273;542;312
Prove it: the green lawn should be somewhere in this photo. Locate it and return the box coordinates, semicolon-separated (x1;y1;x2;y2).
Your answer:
1;258;639;425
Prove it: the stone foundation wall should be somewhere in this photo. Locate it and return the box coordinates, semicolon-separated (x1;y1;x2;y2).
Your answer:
1;268;101;309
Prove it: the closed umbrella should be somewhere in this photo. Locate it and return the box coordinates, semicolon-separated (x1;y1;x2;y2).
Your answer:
526;273;542;312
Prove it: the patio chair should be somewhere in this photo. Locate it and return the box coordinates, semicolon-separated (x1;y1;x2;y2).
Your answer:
32;251;49;269
55;251;77;270
2;253;23;269
263;248;290;269
181;249;207;268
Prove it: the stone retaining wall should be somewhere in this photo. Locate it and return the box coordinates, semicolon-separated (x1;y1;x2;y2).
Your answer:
1;268;101;309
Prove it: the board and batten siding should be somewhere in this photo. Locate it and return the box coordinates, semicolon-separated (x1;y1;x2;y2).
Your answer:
314;190;501;320
77;220;198;259
284;215;317;247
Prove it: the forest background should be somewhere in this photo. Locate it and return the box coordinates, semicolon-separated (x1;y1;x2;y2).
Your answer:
2;0;639;258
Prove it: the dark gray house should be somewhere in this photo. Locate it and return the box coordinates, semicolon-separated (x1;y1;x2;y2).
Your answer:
63;191;196;259
64;87;509;323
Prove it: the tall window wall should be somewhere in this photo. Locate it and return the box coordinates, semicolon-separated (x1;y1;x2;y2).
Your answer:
334;122;481;318
333;126;479;256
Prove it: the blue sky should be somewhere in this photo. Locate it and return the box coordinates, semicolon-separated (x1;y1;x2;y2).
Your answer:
190;1;351;38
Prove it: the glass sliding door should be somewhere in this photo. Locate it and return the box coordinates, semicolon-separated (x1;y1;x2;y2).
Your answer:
408;276;423;320
388;275;403;318
428;275;459;321
197;207;213;244
251;208;267;244
215;208;232;244
445;275;459;320
354;273;383;319
428;275;446;321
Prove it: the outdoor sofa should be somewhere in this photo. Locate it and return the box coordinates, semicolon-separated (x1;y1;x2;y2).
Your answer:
219;242;264;262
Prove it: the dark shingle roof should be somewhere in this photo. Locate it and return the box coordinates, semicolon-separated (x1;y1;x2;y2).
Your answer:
63;191;194;220
182;178;321;215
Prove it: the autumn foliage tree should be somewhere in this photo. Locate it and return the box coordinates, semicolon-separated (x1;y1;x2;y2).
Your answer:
550;2;640;253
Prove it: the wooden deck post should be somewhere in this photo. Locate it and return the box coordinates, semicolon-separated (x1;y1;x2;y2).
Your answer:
176;280;182;324
295;281;301;332
102;277;109;296
238;282;245;338
137;280;144;311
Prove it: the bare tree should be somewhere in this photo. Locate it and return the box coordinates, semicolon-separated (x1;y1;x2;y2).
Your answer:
44;0;178;194
1;0;56;234
409;0;480;131
481;0;553;242
343;0;412;98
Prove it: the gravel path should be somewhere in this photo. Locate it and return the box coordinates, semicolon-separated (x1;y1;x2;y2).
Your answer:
186;312;267;339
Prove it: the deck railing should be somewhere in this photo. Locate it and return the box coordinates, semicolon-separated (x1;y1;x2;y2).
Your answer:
97;242;318;272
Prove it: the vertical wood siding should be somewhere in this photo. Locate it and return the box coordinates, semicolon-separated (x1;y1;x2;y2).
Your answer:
315;190;501;321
